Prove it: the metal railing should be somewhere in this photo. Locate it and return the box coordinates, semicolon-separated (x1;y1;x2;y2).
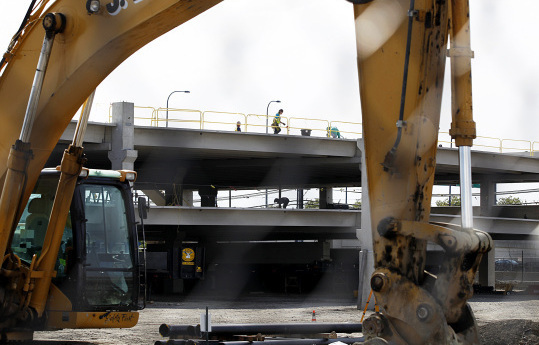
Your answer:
202;111;247;131
288;117;329;137
501;138;533;154
155;107;203;129
245;114;270;133
105;105;539;156
329;120;362;137
438;132;538;156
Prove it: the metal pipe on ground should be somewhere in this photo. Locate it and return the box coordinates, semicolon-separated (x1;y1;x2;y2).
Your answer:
162;323;362;338
198;323;363;336
164;338;365;345
220;339;365;345
165;341;216;345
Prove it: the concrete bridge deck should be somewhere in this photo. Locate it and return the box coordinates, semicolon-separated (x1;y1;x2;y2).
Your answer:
53;120;539;190
51;103;539;294
141;206;539;242
48;112;539;243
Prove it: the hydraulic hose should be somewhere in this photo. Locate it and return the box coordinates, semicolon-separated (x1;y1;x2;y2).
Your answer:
383;0;416;171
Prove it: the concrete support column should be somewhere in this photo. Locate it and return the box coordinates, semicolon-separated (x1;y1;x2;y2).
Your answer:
108;102;138;170
199;186;218;207
297;189;304;209
183;189;194;207
319;187;333;209
478;243;496;287
357;139;375;309
480;176;496;217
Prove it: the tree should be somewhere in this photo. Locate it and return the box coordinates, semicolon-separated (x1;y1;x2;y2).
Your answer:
305;198;319;209
497;195;522;205
435;196;461;207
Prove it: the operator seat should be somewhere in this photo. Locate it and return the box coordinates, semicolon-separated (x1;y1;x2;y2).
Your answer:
25;198;50;246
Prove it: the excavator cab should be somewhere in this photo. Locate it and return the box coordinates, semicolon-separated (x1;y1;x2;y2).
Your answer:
11;168;141;329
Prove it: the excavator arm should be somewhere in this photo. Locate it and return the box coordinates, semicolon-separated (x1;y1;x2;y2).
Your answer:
353;0;491;344
0;0;222;336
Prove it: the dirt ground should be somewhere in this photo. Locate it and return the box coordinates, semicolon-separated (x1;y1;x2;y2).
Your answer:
30;293;538;345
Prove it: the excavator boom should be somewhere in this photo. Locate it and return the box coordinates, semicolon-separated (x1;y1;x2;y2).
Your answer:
0;0;223;223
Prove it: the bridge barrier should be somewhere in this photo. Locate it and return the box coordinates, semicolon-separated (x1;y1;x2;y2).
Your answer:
329;120;362;138
155;108;203;129
105;105;538;156
288;117;329;137
201;111;247;132
501;138;532;154
245;114;271;133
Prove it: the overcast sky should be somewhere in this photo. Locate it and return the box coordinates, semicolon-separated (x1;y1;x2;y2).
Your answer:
2;0;539;146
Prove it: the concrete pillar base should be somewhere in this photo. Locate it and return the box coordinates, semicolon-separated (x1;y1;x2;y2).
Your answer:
478;243;496;287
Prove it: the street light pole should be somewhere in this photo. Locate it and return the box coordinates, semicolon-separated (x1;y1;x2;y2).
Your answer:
166;90;190;127
266;100;281;134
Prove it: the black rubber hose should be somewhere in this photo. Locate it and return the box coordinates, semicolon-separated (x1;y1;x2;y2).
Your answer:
383;0;416;170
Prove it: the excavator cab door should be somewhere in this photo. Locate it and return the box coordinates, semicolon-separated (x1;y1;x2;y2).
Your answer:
12;171;140;313
72;178;140;311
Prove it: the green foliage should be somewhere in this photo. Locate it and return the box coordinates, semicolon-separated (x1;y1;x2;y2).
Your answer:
435;196;461;207
305;198;319;209
352;200;362;209
497;195;522;205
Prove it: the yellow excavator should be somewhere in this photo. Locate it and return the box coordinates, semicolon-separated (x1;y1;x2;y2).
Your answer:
0;0;491;344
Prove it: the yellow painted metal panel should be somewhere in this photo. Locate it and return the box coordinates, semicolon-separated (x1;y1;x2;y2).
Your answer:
47;311;139;329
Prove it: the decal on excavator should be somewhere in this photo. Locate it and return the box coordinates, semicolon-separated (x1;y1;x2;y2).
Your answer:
103;0;146;16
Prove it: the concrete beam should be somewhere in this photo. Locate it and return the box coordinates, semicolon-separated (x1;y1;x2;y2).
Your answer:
142;207;537;238
133;127;359;158
145;207;361;228
141;189;166;206
431;214;539;238
436;148;539;175
59;121;113;144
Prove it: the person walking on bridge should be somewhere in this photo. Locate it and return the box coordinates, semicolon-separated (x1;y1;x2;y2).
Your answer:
272;109;286;134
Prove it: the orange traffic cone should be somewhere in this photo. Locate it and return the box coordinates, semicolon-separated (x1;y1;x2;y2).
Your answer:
312;310;316;322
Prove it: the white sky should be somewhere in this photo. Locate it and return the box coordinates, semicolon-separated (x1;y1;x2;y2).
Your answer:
2;1;539;206
2;0;539;143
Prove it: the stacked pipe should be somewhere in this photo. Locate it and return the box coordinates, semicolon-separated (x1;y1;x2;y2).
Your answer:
156;338;365;345
156;322;363;345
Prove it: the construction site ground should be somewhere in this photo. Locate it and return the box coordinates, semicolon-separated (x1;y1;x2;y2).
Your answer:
30;293;538;345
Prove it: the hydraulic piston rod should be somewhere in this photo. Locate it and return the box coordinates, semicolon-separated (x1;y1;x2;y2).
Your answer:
0;13;66;263
20;13;66;143
449;0;476;230
459;146;473;229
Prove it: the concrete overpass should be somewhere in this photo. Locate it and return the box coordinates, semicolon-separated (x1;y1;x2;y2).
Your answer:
140;207;539;242
49;102;539;295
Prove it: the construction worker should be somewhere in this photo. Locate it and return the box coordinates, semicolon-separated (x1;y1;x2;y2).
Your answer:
272;109;286;134
327;126;341;138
